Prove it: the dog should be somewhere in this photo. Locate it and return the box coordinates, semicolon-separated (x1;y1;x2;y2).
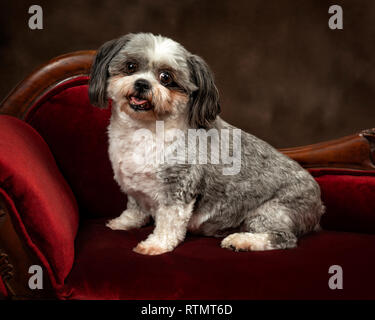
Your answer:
89;33;324;255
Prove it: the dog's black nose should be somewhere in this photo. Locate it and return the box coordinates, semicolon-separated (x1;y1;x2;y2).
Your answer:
134;79;151;92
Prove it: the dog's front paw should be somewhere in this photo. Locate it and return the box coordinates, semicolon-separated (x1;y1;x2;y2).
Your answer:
106;209;149;231
106;217;131;231
133;241;172;255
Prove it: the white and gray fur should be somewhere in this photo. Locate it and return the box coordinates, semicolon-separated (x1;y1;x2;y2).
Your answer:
89;33;324;255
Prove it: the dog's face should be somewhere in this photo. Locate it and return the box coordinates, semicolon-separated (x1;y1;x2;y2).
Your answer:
89;33;220;128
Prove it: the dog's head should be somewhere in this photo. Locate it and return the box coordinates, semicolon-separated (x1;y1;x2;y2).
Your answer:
89;33;220;128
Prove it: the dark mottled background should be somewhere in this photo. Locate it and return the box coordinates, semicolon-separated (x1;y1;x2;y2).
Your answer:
0;0;374;147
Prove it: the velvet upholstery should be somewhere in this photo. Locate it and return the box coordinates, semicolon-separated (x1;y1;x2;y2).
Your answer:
0;276;7;299
0;116;79;291
26;78;126;219
312;169;375;234
65;220;375;300
1;77;375;299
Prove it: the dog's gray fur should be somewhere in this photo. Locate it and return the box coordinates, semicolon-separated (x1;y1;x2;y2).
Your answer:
89;33;324;253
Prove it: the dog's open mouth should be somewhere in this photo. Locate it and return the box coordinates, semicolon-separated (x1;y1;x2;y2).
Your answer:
128;95;153;111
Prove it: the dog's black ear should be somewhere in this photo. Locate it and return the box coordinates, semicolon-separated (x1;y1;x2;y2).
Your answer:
89;34;132;108
187;54;220;128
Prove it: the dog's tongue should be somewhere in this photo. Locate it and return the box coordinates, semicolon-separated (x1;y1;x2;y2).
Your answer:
130;96;148;105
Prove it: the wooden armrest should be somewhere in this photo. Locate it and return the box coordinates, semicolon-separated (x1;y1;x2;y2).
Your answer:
280;129;375;170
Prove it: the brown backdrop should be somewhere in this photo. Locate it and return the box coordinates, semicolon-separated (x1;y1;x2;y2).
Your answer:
1;0;374;147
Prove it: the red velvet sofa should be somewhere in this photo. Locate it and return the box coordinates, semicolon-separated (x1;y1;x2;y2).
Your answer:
1;51;375;300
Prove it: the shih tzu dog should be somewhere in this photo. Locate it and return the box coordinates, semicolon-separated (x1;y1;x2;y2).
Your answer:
89;33;324;255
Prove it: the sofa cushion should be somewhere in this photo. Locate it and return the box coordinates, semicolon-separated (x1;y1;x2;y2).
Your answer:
64;218;375;300
0;116;79;291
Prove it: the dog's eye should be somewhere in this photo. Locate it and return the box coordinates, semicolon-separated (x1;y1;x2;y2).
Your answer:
159;72;173;86
125;62;137;74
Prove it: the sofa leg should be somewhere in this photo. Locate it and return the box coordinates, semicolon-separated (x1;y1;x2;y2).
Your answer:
0;249;16;298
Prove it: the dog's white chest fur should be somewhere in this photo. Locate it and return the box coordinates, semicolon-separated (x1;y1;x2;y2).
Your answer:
108;116;157;213
107;111;187;214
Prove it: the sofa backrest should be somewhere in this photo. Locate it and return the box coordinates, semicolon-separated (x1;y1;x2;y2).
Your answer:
25;78;126;218
22;77;375;234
